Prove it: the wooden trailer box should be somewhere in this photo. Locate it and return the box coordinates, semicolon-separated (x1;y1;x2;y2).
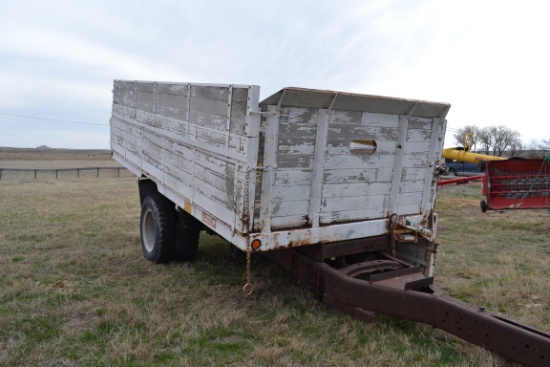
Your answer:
110;81;450;275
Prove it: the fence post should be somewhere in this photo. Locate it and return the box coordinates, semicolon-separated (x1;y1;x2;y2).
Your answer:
34;170;37;179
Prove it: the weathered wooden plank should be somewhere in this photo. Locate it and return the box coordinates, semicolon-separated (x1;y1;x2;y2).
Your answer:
156;93;188;120
163;172;194;200
194;172;232;209
270;215;308;229
324;167;393;184
190;97;229;120
277;141;316;155
192;189;236;228
326;126;376;144
125;125;143;150
136;90;154;113
165;138;194;161
156;83;189;96
231;86;250;102
194;164;233;194
321;194;385;212
322;182;391;199
196;127;226;149
396;192;424;207
323;153;394;169
194;150;234;177
164;117;189;136
117;90;136;109
134;82;155;93
277;153;312;169
135;109;156;127
272;199;309;217
274;169;312;186
164;164;193;188
279;106;319;126
112;104;127;117
403;141;432;154
110;116;126;132
190;85;229;101
164;149;194;175
189;109;227;131
229;99;247;134
319;206;386;224
399;179;425;193
330;110;362;125
408;117;434;128
272;185;311;201
406;128;433;143
401;167;428;181
360;112;399;127
123;146;141;164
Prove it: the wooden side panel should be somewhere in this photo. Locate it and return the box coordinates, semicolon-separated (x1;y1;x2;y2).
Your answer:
265;106;441;228
269;107;318;226
110;81;259;235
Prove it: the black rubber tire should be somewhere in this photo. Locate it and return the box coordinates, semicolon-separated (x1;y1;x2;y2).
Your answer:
173;210;201;262
140;193;177;263
480;200;487;213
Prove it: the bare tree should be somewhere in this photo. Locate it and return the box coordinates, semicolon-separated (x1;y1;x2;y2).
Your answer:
477;125;522;157
464;125;522;156
477;128;493;155
453;125;480;150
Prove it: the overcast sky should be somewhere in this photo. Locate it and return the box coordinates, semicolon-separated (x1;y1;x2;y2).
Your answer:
1;0;549;149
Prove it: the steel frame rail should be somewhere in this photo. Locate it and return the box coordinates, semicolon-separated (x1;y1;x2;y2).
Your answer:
273;249;550;367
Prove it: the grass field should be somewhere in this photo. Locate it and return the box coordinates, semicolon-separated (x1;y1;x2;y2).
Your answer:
0;150;548;366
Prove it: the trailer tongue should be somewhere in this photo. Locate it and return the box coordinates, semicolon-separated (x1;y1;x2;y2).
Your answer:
272;245;550;367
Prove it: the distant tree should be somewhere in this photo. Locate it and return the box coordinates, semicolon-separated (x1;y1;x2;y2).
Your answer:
453;125;480;150
477;125;522;157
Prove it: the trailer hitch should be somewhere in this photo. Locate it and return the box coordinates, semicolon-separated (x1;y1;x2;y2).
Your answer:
273;248;550;367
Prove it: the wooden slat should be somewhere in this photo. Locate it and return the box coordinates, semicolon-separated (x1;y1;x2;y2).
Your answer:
321;195;385;212
319;207;386;224
324;167;393;184
274;169;312;186
271;199;309;217
321;182;391;199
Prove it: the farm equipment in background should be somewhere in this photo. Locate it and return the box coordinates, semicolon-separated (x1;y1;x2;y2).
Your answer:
439;133;550;212
481;157;550;212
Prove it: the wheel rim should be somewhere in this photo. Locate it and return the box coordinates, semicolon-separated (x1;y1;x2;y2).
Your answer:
142;208;156;252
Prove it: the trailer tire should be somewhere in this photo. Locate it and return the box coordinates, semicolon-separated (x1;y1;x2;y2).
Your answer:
173;210;201;262
140;194;177;263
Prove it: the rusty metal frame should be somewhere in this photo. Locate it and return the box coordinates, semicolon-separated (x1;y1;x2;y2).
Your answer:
273;248;550;367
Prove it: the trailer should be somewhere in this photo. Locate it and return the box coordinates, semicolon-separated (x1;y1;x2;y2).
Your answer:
110;80;550;367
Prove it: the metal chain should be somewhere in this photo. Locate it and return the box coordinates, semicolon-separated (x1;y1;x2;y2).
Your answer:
242;249;254;296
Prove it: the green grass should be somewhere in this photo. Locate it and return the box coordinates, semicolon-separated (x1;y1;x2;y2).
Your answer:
0;167;548;366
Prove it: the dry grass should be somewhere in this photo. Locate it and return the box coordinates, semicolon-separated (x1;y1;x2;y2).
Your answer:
435;183;550;331
0;150;548;366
